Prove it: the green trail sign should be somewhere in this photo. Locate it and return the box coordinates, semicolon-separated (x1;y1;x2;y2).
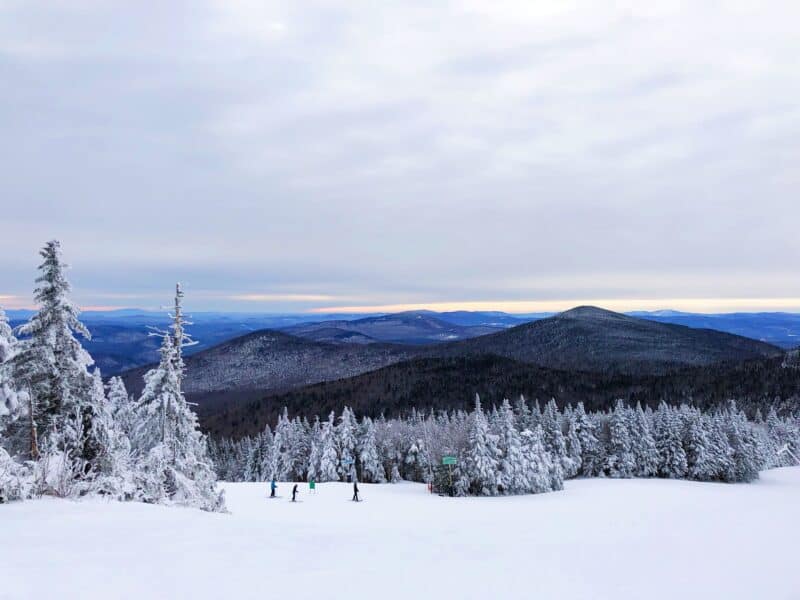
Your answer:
442;456;457;466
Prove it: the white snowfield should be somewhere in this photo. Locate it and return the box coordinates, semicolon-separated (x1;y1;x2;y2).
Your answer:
3;468;799;600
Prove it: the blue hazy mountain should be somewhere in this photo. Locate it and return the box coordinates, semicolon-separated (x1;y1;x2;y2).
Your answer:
6;307;798;375
630;311;800;349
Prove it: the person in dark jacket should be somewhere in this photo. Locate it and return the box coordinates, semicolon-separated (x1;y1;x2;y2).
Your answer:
270;478;277;498
291;483;298;502
352;481;360;502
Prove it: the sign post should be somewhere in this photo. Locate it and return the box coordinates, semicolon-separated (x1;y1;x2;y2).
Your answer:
442;456;457;492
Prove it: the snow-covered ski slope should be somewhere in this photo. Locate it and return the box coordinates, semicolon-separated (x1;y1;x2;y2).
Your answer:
3;468;799;600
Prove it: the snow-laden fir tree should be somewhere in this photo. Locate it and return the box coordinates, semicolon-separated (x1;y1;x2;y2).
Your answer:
306;417;322;483
542;399;573;476
88;370;137;499
134;324;224;511
318;412;339;482
463;396;499;496
631;403;659;477
653;403;688;479
12;241;94;460
337;406;358;480
497;399;527;493
359;416;386;483
289;417;310;481
573;402;603;477
0;307;22;432
272;409;292;480
106;377;135;440
523;424;561;493
607;400;635;478
685;411;715;480
563;406;582;478
723;401;761;483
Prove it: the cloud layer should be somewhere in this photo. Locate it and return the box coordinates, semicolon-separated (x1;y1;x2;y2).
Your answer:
1;1;798;312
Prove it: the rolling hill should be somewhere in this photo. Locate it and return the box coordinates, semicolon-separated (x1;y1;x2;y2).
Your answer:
281;311;504;345
121;330;418;416
429;306;783;375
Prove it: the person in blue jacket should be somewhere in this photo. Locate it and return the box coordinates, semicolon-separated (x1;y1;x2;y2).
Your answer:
270;478;277;498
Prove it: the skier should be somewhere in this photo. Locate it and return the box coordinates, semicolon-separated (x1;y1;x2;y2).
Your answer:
291;483;298;502
270;478;277;498
352;480;360;502
309;478;316;495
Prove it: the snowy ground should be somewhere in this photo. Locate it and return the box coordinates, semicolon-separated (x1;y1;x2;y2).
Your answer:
3;469;799;600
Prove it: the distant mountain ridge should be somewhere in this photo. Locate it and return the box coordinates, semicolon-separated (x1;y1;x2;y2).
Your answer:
281;311;505;345
118;305;785;432
427;306;783;374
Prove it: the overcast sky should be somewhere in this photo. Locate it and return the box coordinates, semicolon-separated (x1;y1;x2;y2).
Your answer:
1;1;799;313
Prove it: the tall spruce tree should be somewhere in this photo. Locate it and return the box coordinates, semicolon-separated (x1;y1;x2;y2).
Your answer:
464;396;499;496
133;290;224;512
13;241;93;460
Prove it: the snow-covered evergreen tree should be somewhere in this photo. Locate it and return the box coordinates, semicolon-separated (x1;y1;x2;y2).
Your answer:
631;403;659;478
497;399;527;493
306;417;322;482
318;412;339;482
358;417;385;483
0;307;22;435
563;408;582;478
272;409;292;480
463;396;499;496
653;403;687;479
542;399;572;476
13;241;93;460
133;320;224;511
607;400;635;478
574;402;603;477
337;407;358;480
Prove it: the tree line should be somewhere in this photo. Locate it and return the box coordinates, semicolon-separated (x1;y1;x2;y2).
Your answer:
0;241;224;510
210;396;800;496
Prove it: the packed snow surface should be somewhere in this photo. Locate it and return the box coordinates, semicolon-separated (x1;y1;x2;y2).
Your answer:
3;468;800;600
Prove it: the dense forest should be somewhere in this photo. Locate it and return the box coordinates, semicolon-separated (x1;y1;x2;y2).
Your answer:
203;354;800;438
210;397;800;496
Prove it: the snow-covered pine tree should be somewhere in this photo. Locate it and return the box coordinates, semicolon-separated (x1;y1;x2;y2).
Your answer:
0;307;22;432
521;425;560;493
574;402;603;477
306;417;321;482
722;401;761;483
88;369;137;499
168;283;196;386
630;402;658;478
653;403;687;479
336;406;358;480
685;411;715;481
513;395;531;431
497;399;527;494
607;400;635;478
358;416;386;483
707;414;735;481
271;409;292;480
290;417;310;481
13;241;94;461
563;408;582;479
133;325;224;511
463;395;499;496
106;376;135;440
318;412;339;482
542;399;572;476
